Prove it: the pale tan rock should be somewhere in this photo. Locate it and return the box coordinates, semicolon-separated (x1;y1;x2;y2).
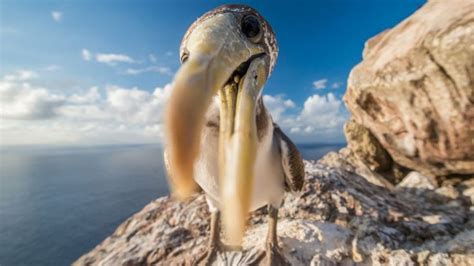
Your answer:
417;250;431;265
451;254;474;266
387;250;414;266
428;253;452;266
319;148;395;189
74;160;472;265
462;187;474;204
435;186;460;200
344;119;392;172
397;171;438;190
344;0;474;177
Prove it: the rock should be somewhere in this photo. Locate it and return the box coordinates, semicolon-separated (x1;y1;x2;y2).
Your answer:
319;148;395;189
344;119;392;172
74;160;472;265
451;254;474;266
462;187;474;205
417;250;431;265
435;186;460;200
397;171;438;190
344;0;474;178
461;178;474;189
310;254;337;266
427;253;451;266
387;250;414;266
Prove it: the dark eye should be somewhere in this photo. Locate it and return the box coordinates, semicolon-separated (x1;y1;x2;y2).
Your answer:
241;15;261;41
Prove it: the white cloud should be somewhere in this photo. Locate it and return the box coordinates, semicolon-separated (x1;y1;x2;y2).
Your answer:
124;66;172;75
4;70;38;81
82;50;135;65
149;54;157;63
44;65;60;71
82;49;92;61
299;93;346;129
332;82;342;89
96;53;135;65
0;79;65;120
105;84;171;124
51;11;63;22
263;94;295;122
68;87;101;104
313;79;328;90
292;93;347;141
263;92;348;142
0;70;172;145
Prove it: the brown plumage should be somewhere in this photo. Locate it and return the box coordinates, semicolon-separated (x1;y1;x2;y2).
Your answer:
273;124;305;192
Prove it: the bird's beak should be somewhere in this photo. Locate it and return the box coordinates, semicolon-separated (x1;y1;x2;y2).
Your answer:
221;57;267;246
165;13;268;245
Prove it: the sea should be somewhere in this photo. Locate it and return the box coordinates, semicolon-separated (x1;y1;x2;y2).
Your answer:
0;143;344;266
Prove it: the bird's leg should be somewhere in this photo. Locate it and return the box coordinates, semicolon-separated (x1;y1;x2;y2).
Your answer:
254;205;289;266
196;210;220;265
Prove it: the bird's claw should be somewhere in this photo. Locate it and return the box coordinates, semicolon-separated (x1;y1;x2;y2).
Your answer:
253;243;290;266
195;245;219;266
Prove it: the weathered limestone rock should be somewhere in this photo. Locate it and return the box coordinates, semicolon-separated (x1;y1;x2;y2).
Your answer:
319;148;395;189
397;171;438;190
344;0;474;178
344;119;392;172
74;160;473;265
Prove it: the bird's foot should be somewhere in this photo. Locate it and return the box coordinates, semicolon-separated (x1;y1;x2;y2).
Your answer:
253;242;290;266
195;245;219;266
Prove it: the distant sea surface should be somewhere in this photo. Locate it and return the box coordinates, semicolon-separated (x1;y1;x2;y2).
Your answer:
0;143;344;266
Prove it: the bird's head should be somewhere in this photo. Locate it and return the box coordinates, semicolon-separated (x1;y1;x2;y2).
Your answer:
165;5;278;245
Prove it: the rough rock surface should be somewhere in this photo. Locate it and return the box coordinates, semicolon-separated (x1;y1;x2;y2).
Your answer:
344;119;392;173
319;147;397;189
74;160;474;265
344;0;474;178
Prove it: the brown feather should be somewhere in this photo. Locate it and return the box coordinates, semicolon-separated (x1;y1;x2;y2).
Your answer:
273;124;305;192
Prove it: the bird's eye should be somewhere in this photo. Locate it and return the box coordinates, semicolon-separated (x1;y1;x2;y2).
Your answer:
241;15;262;42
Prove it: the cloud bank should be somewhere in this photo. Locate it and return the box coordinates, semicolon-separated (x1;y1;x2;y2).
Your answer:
1;70;347;145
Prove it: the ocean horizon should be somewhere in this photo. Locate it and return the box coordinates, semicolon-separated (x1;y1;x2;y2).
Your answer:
0;143;344;266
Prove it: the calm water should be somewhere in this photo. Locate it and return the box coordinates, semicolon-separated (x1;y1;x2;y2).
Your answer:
0;143;343;266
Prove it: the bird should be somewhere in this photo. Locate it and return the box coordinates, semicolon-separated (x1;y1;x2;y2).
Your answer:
164;4;304;265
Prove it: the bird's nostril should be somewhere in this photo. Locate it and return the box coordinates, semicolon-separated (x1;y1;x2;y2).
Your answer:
181;51;189;63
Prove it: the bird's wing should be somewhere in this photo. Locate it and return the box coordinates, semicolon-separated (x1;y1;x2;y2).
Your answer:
273;124;305;192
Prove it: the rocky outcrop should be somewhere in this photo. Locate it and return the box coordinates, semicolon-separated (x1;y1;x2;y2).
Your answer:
344;0;474;178
74;160;474;265
344;119;392;173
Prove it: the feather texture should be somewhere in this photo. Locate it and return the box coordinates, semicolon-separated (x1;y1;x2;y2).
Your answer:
273;124;305;192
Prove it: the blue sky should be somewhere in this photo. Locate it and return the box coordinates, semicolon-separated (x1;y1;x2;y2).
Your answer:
0;0;426;145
